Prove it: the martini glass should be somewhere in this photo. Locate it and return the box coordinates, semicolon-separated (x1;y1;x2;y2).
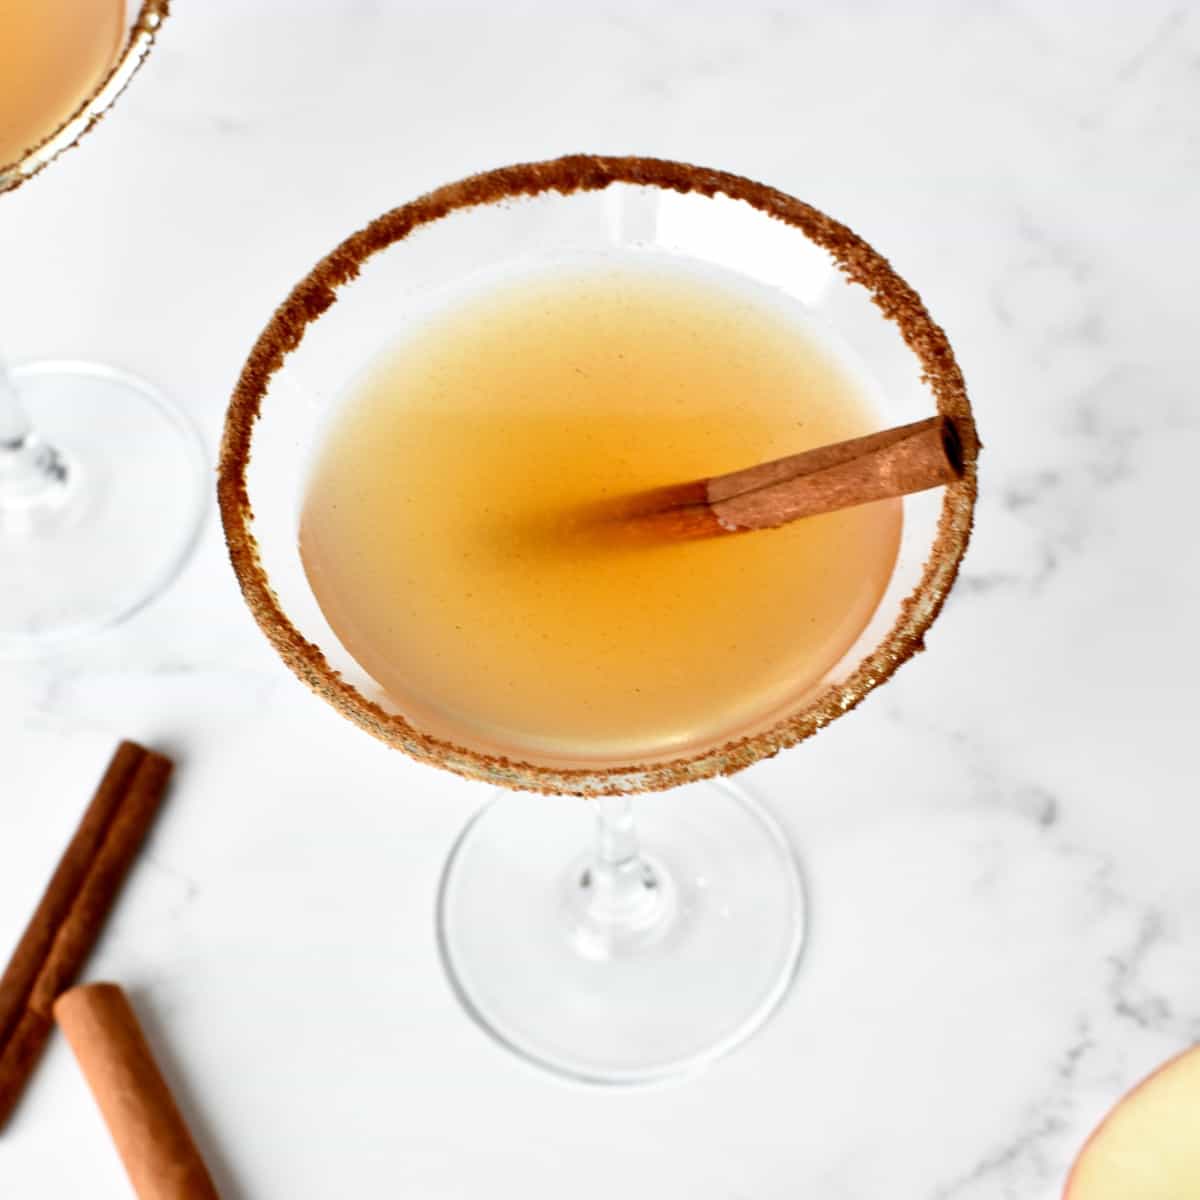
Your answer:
219;156;978;1084
0;0;206;655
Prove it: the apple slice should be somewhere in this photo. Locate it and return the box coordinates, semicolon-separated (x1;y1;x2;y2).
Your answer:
1065;1044;1200;1198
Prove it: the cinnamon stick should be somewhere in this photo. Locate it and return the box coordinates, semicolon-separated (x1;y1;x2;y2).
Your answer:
0;746;171;1130
0;740;145;1051
27;751;172;1017
613;415;963;541
55;984;220;1200
0;1009;53;1128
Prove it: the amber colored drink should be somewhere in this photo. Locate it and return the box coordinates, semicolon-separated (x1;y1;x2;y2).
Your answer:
0;0;125;167
300;256;902;765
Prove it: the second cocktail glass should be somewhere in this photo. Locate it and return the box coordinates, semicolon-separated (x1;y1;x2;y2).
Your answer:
1;0;206;655
219;156;978;1084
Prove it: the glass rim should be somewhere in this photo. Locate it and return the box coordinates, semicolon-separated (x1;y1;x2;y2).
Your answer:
0;0;170;194
217;154;979;796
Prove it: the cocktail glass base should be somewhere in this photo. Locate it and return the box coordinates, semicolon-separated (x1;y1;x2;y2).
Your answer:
0;361;206;656
437;778;806;1086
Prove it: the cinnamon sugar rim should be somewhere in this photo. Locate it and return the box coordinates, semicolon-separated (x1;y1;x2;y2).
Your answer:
217;155;978;797
0;0;169;195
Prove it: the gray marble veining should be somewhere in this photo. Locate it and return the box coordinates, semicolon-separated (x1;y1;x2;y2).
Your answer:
2;2;1198;1197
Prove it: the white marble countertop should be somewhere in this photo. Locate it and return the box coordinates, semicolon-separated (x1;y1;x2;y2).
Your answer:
3;2;1199;1196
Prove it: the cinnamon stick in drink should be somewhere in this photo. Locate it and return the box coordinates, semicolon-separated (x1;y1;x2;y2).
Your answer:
613;415;963;541
55;984;219;1200
0;745;171;1130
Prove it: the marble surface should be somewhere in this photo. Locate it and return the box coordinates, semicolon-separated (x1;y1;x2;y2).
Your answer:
3;2;1199;1196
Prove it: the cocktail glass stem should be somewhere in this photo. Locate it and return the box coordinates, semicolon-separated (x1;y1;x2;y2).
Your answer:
567;794;675;959
0;355;72;515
